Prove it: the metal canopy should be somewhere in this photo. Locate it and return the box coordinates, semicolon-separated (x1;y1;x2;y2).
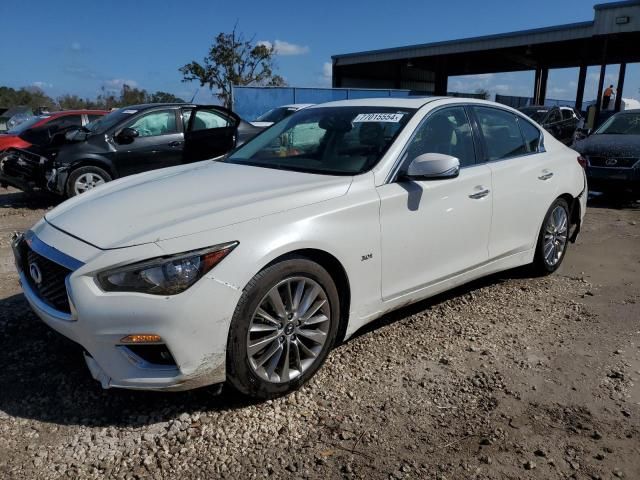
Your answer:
331;0;640;112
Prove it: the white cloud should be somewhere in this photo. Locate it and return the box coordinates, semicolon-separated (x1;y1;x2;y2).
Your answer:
257;40;310;56
323;62;332;79
104;78;138;89
32;81;53;89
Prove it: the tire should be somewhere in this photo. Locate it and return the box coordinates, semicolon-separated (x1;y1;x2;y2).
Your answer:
66;165;112;198
532;198;571;275
226;257;340;399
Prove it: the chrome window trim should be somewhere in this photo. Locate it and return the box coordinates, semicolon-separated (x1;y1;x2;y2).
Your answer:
384;102;479;184
472;105;546;163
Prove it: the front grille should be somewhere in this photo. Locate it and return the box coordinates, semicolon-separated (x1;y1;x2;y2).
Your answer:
588;156;639;169
1;150;43;180
20;242;72;313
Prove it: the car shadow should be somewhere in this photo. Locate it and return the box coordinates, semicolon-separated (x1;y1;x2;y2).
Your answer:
0;267;531;428
0;188;61;210
587;191;639;210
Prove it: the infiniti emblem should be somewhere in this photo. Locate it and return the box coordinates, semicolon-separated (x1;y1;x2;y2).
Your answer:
605;158;618;166
29;262;43;285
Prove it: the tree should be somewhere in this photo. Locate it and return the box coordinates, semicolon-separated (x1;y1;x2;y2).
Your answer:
0;86;55;111
179;26;286;108
148;91;185;103
475;88;491;100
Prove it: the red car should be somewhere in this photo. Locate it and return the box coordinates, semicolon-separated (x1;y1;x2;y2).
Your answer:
0;110;108;152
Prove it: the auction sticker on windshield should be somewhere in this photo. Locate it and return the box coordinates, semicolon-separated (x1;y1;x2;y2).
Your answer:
353;113;405;123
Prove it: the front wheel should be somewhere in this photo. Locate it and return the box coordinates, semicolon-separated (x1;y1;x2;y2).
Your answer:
66;165;112;197
532;198;571;275
226;257;340;399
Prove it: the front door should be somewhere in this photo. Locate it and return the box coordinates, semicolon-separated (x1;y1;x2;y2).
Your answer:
378;105;492;300
113;108;183;176
183;106;239;162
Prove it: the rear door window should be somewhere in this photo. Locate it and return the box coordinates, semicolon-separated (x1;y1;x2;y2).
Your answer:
472;106;528;161
546;109;561;124
518;118;543;153
189;109;232;131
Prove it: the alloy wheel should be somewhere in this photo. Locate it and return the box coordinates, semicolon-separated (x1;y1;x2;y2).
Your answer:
543;205;568;267
246;276;331;383
74;173;105;194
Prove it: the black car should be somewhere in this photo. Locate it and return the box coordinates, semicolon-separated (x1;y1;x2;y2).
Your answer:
0;103;263;197
573;109;640;196
519;105;582;145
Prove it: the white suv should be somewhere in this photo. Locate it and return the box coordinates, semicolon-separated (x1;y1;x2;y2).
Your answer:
13;97;587;398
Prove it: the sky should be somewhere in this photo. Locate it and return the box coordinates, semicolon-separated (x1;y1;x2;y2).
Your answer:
0;0;638;104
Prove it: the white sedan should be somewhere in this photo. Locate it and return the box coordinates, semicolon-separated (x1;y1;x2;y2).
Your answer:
13;98;587;398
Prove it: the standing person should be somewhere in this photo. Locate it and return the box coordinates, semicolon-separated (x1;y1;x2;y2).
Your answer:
602;85;615;110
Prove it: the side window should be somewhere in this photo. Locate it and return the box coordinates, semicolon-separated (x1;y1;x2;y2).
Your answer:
190;109;231;131
547;109;561;124
473;106;528;161
126;110;177;137
87;114;103;123
405;106;476;167
561;109;573;121
518;118;543;153
47;115;83;130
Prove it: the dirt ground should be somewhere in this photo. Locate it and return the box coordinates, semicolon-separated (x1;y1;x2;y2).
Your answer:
0;186;638;480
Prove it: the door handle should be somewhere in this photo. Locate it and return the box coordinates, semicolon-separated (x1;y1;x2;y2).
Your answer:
468;187;490;199
168;141;183;147
538;170;554;181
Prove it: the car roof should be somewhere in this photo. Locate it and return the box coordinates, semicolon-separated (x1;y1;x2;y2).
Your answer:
49;109;109;116
308;97;443;109
281;103;315;109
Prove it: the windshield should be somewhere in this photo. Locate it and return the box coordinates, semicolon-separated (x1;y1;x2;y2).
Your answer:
85;108;140;134
255;106;297;123
6;115;47;134
595;112;640;135
519;107;549;123
227;106;415;175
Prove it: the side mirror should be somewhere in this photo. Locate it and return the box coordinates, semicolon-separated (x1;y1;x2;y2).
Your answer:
403;153;460;180
116;127;139;144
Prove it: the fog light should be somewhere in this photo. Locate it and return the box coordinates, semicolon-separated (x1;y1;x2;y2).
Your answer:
120;334;162;344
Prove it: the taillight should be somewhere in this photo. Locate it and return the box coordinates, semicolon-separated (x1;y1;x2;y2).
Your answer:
577;156;587;168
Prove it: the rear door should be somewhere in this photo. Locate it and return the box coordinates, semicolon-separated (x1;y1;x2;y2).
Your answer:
112;108;184;176
183;106;239;162
471;106;557;259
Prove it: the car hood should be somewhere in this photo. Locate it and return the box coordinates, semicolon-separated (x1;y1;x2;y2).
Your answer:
44;161;352;250
574;134;640;157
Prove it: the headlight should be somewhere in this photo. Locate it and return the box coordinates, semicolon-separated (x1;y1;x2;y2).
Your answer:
97;242;238;295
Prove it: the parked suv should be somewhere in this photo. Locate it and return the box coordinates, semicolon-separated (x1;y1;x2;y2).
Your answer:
519;105;582;145
1;103;263;197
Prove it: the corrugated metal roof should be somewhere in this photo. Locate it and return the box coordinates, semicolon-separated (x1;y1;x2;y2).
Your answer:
333;1;640;66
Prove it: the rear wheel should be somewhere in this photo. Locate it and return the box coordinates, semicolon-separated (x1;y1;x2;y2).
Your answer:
66;165;112;197
226;257;339;399
532;198;570;275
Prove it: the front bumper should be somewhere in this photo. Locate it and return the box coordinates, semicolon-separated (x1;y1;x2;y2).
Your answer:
12;225;242;391
0;148;51;191
586;166;640;194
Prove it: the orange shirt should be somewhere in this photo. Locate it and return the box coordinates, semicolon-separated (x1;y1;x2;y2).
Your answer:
604;87;614;97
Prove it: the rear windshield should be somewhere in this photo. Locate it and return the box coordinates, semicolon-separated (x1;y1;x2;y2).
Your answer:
227;106;415;175
519;107;548;123
255;107;297;123
6;115;47;134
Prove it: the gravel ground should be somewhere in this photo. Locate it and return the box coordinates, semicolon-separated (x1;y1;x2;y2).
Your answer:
0;187;639;479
